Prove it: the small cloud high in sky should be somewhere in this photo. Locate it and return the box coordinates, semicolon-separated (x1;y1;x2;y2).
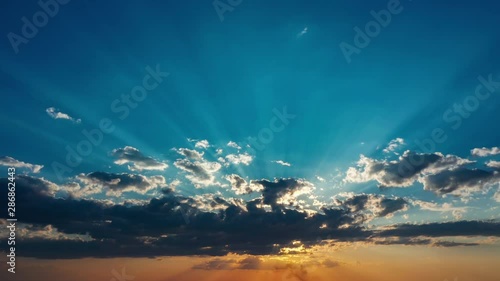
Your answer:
1;1;500;281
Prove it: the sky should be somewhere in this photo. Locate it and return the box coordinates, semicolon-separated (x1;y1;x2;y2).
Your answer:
1;0;500;280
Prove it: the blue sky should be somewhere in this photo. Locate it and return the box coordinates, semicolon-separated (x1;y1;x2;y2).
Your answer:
1;1;500;272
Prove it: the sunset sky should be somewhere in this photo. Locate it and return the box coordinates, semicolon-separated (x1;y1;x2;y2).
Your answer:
1;0;500;280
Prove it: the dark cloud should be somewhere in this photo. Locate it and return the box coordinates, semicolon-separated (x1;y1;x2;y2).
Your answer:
345;150;500;197
379;221;500;238
338;194;408;219
225;174;263;195
192;257;262;270
372;237;480;247
252;178;314;211
0;176;497;259
77;171;166;196
421;168;500;195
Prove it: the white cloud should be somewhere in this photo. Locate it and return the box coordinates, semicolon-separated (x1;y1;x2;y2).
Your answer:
494;189;500;202
471;147;500;157
316;176;325;182
225;174;263;195
174;159;222;188
487;161;500;169
111;146;168;171
297;27;308;38
227;141;241;149
272;160;291;167
195;140;210;149
46;107;81;123
225;153;253;166
174;148;204;160
383;138;405;154
0;156;43;173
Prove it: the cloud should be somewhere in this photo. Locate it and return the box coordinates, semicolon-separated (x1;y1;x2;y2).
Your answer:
227;141;241;149
225;153;253;166
412;200;467;219
370;236;479;247
225;174;263;195
336;194;409;219
0;156;43;173
383;138;405;154
174;158;222;187
272;160;291;167
1;175;498;259
110;146;168;171
345;150;474;189
487;160;500;169
45;107;81;123
345;150;500;197
76;172;166;196
322;259;339;268
297;27;308;38
494;189;500;202
420;167;500;196
195;140;210;149
471;147;500;157
192;257;262;270
379;221;500;238
252;178;315;210
174;148;204;159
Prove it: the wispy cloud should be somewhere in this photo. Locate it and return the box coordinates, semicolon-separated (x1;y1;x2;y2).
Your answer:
110;146;168;171
297;27;308;38
272;160;291;167
0;156;43;173
46;107;81;123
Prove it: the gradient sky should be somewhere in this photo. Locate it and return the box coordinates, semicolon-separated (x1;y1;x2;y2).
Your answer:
1;0;500;281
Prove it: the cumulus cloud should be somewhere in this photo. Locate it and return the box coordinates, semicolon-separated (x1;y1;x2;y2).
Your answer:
227;141;241;149
0;156;43;173
420;168;500;196
486;160;500;169
174;148;204;159
272;160;291;167
1;176;498;259
252;178;315;210
111;146;168;171
225;174;263;195
336;194;409;219
471;147;500;157
345;150;500;197
345;151;474;190
77;172;166;196
46;107;81;123
194;140;210;149
383;138;405;154
225;153;253;166
174;158;222;187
